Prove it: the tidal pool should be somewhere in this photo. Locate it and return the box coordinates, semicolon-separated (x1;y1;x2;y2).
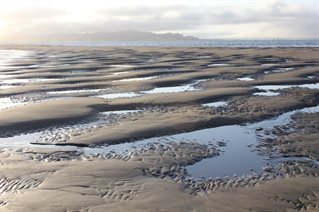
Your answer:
202;101;228;108
47;89;106;95
0;97;25;110
264;67;294;74
100;110;142;115
253;91;280;96
97;92;141;99
114;76;158;82
0;50;35;67
109;64;136;68
142;83;199;94
1;78;55;85
255;83;319;91
237;77;254;81
186;105;319;178
207;63;229;67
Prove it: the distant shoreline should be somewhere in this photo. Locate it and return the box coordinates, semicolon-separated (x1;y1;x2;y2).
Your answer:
1;39;318;48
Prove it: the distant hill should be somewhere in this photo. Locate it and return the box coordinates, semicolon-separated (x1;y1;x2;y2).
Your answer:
21;31;199;42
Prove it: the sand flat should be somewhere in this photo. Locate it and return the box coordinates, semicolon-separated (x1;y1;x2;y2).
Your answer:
0;46;318;211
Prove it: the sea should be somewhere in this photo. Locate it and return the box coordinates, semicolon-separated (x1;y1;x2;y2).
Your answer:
1;39;319;48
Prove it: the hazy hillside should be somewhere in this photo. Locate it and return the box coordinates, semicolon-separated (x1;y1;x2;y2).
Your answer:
13;31;199;42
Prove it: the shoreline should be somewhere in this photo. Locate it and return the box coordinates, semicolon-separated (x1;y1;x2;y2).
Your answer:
1;39;319;48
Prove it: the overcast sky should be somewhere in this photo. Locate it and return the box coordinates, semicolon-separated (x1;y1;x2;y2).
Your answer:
0;0;318;41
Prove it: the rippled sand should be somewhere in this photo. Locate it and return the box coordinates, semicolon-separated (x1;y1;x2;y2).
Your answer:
0;46;319;211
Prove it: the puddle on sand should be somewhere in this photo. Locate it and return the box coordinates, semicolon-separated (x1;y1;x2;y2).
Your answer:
186;105;319;178
202;101;227;108
100;110;142;115
0;50;35;68
142;84;199;94
1;78;55;85
299;83;319;89
109;64;136;68
0;117;111;151
255;83;319;91
99;81;203;99
0;108;145;151
264;68;294;74
134;68;176;72
185;126;266;178
114;76;159;82
308;74;319;80
97;92;141;99
237;77;254;81
47;89;106;95
261;64;277;67
0;132;43;151
111;71;130;76
253;91;280;96
207;63;229;67
100;80;204;98
0;97;25;110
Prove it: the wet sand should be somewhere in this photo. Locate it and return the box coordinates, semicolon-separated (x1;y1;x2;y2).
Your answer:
0;46;319;211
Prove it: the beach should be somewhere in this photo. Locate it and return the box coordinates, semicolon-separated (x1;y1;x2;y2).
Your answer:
0;45;319;211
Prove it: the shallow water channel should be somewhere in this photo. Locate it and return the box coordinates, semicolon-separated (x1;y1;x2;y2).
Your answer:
0;105;318;179
82;105;319;178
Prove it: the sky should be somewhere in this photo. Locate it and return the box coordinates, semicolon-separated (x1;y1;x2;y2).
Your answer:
0;0;318;41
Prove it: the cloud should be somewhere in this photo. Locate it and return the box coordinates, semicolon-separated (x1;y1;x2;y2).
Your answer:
1;0;318;41
0;5;66;22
